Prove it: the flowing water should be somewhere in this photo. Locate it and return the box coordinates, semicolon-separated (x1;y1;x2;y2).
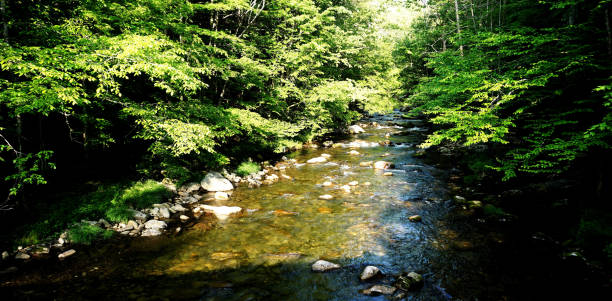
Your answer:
1;112;509;300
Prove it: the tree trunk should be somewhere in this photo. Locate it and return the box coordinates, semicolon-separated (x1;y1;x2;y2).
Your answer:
1;0;7;39
454;0;463;56
605;7;612;57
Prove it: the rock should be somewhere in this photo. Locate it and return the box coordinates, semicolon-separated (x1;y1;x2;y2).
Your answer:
360;265;382;281
374;161;394;169
179;215;190;221
183;182;201;194
201;172;234;192
383;172;393;176
320;153;331;158
144;220;167;230
319;194;333;200
32;246;50;256
348;150;360;156
323;141;333;147
15;252;30;260
348;181;359;186
281;174;292;180
181;196;199;204
0;266;18;275
200;205;242;220
307;157;327;164
409;215;422;222
129;209;148;222
127;220;139;229
273;209;297;216
359;161;373;167
98;218;111;228
141;228;163;237
363;182;371;186
348;125;365;134
318;207;332;214
322;181;333;187
361;285;396;296
159;207;171;219
58;249;76;260
332;143;343;148
396;272;424;291
311;260;341;272
215;191;229;201
171;204;187;212
2;251;9;260
454;195;466;202
340;185;351;193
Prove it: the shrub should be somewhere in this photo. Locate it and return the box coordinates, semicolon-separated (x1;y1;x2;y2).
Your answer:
235;161;260;177
67;223;113;245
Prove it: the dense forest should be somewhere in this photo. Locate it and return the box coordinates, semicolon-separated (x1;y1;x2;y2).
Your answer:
0;0;611;296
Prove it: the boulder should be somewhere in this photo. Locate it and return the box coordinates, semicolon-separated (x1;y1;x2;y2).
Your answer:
144;220;167;230
215;191;230;201
311;260;341;272
171;204;187;212
360;265;382;281
361;285;396;296
200;205;242;220
201;172;234;192
374;161;394;169
307;157;327;164
58;249;76;260
159;207;171;219
348;125;365;134
127;220;139;229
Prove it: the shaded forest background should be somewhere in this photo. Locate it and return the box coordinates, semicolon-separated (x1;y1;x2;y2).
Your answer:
1;0;611;267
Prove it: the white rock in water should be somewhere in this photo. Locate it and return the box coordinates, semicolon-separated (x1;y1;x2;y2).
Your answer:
322;181;333;187
215;191;229;201
58;249;76;260
141;228;162;237
179;215;190;221
200;205;242;220
15;252;30;260
348;181;359;186
307;157;327;164
320;153;331;158
319;194;333;200
201;172;234;192
360;266;382;281
348;125;365;134
340;185;351;193
2;251;9;260
374;161;394;169
144;220;167;230
348;150;360;155
159;207;171;219
311;260;341;272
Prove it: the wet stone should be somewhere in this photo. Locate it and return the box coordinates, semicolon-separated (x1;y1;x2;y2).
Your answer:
180;215;190;221
307;157;327;164
15;252;30;260
409;215;422;222
360;265;382;281
215;191;229;201
319;194;333;200
396;272;424;291
361;285;396;296
58;249;76;260
311;260;341;272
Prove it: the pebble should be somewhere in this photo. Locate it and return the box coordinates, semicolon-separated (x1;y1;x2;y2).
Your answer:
58;249;76;260
319;194;333;200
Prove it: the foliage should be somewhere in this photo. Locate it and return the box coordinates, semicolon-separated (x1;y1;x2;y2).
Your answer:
67;222;113;245
235;161;261;177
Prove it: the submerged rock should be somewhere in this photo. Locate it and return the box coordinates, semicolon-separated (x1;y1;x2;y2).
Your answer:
320;153;332;158
348;150;360;156
200;205;242;220
361;285;396;296
340;185;351;193
215;191;230;201
360;265;382;281
201;172;234;192
396;272;424;291
311;260;341;272
348;125;365;134
58;249;76;260
307;157;327;164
